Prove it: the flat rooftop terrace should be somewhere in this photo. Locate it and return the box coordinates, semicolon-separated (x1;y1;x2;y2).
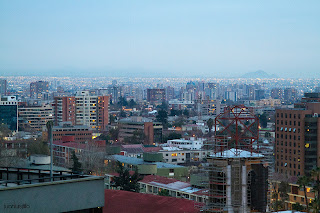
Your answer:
0;167;105;213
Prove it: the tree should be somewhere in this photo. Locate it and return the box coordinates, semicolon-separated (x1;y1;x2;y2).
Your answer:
109;114;117;124
124;130;145;144
278;181;290;205
128;99;137;108
120;110;126;118
264;131;271;138
156;110;168;128
156;101;168;111
158;189;170;196
183;109;189;117
108;128;119;141
27;140;50;155
163;132;182;142
0;124;11;140
292;202;305;211
311;167;320;210
297;175;311;213
71;151;82;174
118;96;128;107
207;118;214;134
112;161;142;192
258;113;268;128
310;198;320;213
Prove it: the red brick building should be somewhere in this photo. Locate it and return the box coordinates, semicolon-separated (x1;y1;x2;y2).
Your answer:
275;93;320;176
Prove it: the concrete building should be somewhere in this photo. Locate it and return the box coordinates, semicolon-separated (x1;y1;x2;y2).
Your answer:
30;81;49;99
105;174;207;204
204;149;268;212
168;99;194;111
225;91;238;102
118;117;163;145
275;93;320;176
51;122;93;143
284;88;298;103
271;88;283;99
165;137;204;150
107;154;188;181
0;79;7;96
0;140;29;159
195;99;225;117
166;86;175;101
0;167;104;213
53;91;109;130
160;148;209;164
0;96;18;131
147;89;166;105
18;103;53;131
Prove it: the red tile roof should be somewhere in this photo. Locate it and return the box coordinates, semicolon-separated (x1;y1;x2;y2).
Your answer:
104;189;199;213
141;175;178;185
142;147;162;152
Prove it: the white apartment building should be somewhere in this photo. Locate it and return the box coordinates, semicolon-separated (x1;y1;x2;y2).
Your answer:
18;103;53;131
160;148;209;164
165;137;204;150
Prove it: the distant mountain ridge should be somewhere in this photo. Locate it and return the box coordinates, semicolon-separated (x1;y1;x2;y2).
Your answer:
241;70;278;78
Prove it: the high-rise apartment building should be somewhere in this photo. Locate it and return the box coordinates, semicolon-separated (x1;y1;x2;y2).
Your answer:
271;88;283;99
0;79;7;96
275;93;320;176
165;86;175;101
0;96;18;131
30;81;49;99
53;91;109;130
18;103;53;131
147;89;166;105
284;88;298;103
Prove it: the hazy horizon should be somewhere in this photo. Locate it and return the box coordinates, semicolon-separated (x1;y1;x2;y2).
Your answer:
1;1;319;78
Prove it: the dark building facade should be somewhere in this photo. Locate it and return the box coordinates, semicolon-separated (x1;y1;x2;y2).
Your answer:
30;81;49;99
0;79;7;96
0;96;18;131
147;89;166;105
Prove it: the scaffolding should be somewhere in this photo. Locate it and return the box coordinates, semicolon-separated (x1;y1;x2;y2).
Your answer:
197;105;268;213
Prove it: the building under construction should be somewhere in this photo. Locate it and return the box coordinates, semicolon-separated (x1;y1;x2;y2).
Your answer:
200;105;269;212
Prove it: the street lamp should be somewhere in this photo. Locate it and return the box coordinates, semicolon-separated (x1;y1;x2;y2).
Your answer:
46;120;53;182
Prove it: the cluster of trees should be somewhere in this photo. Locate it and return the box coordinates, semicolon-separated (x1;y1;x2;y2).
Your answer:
112;161;142;192
98;128;119;143
0;124;11;141
170;109;189;117
124;130;145;144
117;97;137;108
272;168;320;212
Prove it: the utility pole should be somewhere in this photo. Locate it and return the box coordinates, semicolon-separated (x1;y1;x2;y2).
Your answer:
46;121;53;182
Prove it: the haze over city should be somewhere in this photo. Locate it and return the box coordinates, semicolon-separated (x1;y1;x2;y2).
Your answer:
1;1;320;78
2;1;320;213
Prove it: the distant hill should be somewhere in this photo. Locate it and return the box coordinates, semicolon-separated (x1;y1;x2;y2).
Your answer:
241;70;278;78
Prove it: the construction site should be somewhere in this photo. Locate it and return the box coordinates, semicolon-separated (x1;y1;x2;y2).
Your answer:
198;105;270;213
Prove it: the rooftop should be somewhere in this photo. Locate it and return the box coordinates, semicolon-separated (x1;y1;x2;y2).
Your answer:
210;148;264;158
104;189;198;213
111;155;184;168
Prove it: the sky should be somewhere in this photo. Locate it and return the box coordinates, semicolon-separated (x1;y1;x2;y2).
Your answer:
0;1;319;78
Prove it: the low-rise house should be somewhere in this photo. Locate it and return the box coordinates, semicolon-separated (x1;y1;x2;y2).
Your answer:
107;154;188;181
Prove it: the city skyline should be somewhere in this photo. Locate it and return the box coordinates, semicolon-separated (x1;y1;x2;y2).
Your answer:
1;1;320;78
